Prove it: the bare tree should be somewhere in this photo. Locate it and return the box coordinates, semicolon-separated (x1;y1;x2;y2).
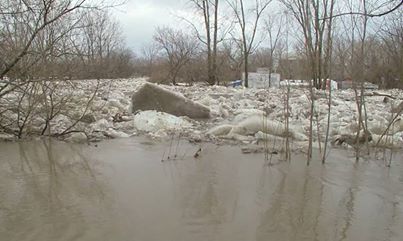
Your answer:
226;0;272;87
0;0;126;98
325;0;402;19
221;38;244;79
153;27;199;85
188;0;220;85
78;10;125;78
1;0;86;81
264;13;284;86
0;0;129;139
378;11;403;88
141;43;160;77
280;0;335;164
280;0;335;90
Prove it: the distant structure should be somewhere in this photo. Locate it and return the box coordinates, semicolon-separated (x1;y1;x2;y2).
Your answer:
325;79;339;90
242;68;280;88
339;77;353;89
280;79;338;90
339;77;379;90
280;79;308;88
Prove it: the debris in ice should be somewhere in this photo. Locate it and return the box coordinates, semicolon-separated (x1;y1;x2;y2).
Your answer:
112;113;133;123
80;113;96;124
333;131;372;146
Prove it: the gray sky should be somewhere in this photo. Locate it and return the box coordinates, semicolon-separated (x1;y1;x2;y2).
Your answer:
112;0;395;55
113;0;285;54
114;0;188;53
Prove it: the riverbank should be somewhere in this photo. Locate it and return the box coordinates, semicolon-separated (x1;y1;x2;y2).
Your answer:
1;78;402;151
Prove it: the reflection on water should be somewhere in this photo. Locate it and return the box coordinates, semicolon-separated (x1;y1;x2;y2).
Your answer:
0;140;113;241
0;138;402;241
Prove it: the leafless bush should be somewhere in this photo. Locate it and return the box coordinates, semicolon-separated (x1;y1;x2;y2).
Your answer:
0;79;99;139
0;0;131;139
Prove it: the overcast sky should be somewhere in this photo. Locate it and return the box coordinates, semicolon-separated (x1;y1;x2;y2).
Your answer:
114;0;188;53
112;0;398;55
113;0;284;54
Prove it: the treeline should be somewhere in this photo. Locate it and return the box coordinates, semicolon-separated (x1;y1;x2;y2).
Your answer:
0;0;135;138
0;0;134;86
133;0;402;89
1;0;401;90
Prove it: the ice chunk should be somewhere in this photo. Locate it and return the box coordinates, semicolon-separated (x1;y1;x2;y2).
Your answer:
206;124;234;136
66;132;87;143
104;128;130;138
91;119;111;131
131;83;210;119
133;110;192;133
230;115;287;137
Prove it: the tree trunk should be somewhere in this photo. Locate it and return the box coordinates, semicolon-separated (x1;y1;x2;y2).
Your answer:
212;0;219;85
244;54;249;87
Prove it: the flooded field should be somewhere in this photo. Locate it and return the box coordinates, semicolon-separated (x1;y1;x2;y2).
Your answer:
0;138;402;241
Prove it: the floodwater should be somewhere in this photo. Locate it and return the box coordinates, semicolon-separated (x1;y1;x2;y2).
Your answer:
0;138;402;241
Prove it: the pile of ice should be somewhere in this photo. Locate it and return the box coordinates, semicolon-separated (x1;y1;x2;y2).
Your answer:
1;78;402;150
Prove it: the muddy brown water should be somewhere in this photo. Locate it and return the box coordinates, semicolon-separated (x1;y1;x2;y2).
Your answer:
0;138;402;241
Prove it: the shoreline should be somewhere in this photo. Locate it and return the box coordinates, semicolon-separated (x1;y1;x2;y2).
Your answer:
1;78;402;152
